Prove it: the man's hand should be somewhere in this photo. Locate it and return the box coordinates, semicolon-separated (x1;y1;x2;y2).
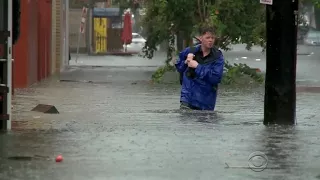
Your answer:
187;60;199;68
185;53;194;64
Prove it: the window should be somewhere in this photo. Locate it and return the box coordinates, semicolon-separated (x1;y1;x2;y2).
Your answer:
132;34;142;39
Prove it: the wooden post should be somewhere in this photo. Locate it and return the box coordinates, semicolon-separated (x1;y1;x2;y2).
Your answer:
264;0;299;125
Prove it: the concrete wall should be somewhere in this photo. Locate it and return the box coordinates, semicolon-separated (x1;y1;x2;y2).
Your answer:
61;0;68;71
51;0;62;74
69;9;87;53
51;0;57;74
68;0;116;53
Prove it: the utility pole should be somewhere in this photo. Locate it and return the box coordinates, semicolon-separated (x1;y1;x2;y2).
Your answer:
87;0;95;55
0;0;12;130
0;0;20;131
264;0;299;125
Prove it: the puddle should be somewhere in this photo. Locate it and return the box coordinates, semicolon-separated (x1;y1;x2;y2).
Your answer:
7;155;50;161
7;156;33;161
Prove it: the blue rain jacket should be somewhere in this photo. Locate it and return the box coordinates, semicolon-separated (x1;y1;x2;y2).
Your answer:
175;45;224;110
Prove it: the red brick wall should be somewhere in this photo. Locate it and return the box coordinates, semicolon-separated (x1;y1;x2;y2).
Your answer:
13;0;52;88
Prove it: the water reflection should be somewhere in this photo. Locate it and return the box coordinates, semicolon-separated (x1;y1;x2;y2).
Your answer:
0;130;65;179
255;125;299;178
178;110;224;124
0;130;57;159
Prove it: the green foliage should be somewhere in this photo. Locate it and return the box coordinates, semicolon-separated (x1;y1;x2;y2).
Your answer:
145;0;318;85
144;0;266;85
199;1;266;50
151;61;264;85
303;0;320;7
112;0;140;14
141;0;196;59
142;0;266;59
222;61;264;85
151;64;176;83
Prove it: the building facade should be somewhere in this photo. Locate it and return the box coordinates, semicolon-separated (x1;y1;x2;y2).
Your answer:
13;0;69;89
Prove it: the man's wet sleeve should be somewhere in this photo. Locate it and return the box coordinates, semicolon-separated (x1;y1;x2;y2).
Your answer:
175;47;189;73
194;54;224;85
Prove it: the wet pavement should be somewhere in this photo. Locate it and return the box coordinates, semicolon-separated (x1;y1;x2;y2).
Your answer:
70;53;166;67
225;44;320;85
1;50;320;179
71;44;320;85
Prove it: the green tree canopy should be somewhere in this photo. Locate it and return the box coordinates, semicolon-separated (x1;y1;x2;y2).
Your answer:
141;0;266;60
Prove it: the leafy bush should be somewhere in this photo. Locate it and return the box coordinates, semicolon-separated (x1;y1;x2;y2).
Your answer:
151;64;176;83
151;60;264;85
222;61;264;85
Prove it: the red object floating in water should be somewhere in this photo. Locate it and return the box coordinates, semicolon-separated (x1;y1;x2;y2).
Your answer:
55;155;63;162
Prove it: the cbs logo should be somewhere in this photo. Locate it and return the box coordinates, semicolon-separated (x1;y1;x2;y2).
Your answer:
248;151;268;172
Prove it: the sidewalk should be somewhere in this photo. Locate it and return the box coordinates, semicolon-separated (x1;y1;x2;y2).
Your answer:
69;46;320;87
2;67;320;180
227;44;314;55
69;52;166;67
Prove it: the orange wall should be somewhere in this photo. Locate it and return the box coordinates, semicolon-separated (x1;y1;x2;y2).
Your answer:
13;0;52;89
37;0;51;81
13;0;30;88
28;0;38;85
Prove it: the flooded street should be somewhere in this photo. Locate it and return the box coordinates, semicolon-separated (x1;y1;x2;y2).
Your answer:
1;63;320;180
1;0;319;178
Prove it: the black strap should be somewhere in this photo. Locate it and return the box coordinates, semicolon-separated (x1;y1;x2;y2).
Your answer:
189;46;197;54
179;46;197;85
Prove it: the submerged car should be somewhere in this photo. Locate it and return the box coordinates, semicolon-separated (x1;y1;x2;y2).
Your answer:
131;33;146;45
124;33;146;52
304;30;320;46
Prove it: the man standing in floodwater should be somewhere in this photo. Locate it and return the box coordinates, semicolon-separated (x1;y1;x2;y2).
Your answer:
175;27;224;111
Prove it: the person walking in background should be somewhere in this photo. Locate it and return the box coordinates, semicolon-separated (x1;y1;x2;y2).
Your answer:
175;26;224;111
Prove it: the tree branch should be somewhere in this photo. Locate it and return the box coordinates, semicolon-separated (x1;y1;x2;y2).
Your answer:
197;0;204;22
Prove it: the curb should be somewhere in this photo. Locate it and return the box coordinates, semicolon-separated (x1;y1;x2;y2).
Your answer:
296;86;320;93
87;52;140;56
297;53;312;56
66;65;161;68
